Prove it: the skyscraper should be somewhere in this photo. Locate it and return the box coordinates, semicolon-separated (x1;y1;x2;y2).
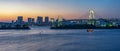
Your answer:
45;16;49;23
28;18;35;23
28;18;34;23
16;16;24;25
36;16;43;24
17;16;23;22
28;18;31;23
28;18;35;26
31;18;34;23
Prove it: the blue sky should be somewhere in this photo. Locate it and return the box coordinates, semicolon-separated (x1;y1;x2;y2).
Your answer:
0;0;120;21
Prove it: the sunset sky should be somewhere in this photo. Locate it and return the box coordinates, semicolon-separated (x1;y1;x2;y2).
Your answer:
0;0;120;22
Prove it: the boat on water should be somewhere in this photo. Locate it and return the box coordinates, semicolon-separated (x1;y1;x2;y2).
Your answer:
87;29;94;32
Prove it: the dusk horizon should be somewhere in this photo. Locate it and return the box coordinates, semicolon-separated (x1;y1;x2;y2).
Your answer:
0;0;120;51
0;0;120;22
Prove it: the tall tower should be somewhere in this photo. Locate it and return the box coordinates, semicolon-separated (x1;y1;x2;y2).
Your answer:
28;18;34;23
17;16;24;25
17;16;23;22
37;16;43;24
88;9;95;25
89;9;95;19
45;16;49;23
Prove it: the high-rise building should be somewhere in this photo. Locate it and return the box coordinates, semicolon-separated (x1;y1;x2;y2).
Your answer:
17;16;23;22
28;18;31;23
36;16;43;24
16;16;24;25
28;18;34;23
28;18;35;26
31;18;34;23
50;18;55;23
50;18;55;26
45;16;49;23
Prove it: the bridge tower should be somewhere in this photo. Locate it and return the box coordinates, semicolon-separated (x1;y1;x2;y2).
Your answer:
89;9;95;19
88;9;95;25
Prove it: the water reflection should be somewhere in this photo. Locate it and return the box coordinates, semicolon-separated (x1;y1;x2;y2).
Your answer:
0;26;120;51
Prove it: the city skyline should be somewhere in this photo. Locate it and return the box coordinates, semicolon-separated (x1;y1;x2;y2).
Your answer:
0;0;120;22
16;16;50;23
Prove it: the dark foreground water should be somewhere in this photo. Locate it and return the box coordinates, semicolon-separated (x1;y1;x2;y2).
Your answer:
0;26;120;51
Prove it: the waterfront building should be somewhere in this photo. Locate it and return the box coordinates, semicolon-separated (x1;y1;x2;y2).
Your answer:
45;16;49;23
28;18;35;23
17;16;23;22
16;16;25;25
36;16;43;25
28;18;35;26
50;18;55;27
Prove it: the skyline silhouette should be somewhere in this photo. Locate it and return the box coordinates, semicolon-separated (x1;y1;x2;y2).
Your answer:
0;0;120;22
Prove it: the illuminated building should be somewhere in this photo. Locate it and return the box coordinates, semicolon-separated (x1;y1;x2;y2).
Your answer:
57;16;63;27
50;18;55;27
